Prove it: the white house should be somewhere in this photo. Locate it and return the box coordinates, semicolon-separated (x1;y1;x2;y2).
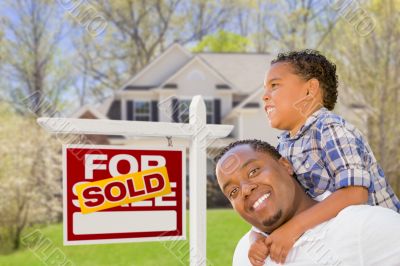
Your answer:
72;43;366;178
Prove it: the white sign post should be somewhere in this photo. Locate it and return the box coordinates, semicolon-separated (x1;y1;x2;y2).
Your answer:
189;96;207;266
37;95;233;266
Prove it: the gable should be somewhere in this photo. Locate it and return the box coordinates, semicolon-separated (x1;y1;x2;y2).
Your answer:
71;105;108;119
160;57;235;96
198;53;273;93
124;43;192;88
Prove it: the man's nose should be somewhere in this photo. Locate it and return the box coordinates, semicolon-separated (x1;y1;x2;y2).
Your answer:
242;182;257;199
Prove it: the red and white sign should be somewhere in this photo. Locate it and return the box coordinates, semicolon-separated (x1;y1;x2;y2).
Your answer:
62;144;186;245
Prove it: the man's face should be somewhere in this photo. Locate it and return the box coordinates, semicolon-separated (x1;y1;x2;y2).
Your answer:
216;144;298;233
262;62;309;132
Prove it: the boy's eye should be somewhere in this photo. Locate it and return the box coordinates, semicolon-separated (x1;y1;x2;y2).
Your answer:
229;188;239;199
249;168;259;178
271;83;279;90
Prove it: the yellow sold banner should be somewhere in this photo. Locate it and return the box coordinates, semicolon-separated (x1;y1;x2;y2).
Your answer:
76;166;171;214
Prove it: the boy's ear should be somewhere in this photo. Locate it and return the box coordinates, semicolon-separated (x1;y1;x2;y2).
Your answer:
307;78;321;96
278;157;294;176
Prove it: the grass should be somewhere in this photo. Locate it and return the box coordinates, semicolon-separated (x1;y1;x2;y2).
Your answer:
0;209;250;266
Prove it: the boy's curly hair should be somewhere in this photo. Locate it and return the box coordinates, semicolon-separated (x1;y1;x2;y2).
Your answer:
271;49;338;110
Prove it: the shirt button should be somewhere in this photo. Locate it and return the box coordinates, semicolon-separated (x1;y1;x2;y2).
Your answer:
305;163;310;168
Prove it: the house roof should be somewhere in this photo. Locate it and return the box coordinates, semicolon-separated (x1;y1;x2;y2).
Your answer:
97;97;114;115
223;87;264;122
120;43;192;90
197;53;273;93
118;44;272;94
71;105;109;119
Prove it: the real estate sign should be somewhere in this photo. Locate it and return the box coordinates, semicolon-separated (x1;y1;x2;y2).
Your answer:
63;144;186;245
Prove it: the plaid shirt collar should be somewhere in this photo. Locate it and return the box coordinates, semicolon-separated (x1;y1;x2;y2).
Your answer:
279;107;328;141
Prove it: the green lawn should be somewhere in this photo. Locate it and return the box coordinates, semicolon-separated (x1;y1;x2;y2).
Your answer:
0;209;250;266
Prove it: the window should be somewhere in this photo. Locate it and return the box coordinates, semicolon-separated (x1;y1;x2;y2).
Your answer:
205;100;214;124
134;101;150;121
177;99;214;123
178;100;191;123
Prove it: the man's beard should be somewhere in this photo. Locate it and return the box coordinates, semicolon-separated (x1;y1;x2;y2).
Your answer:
262;210;282;229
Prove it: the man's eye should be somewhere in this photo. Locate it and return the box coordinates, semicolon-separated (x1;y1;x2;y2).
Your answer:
249;168;259;178
271;83;279;90
229;188;238;198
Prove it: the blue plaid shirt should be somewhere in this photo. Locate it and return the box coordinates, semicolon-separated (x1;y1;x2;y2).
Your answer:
278;107;400;213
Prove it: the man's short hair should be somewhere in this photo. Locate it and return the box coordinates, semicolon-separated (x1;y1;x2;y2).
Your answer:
271;49;339;110
213;139;281;164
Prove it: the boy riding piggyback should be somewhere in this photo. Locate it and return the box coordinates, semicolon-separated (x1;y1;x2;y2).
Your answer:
248;50;400;265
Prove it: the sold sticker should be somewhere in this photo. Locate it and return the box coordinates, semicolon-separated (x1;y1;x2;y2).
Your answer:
76;166;171;214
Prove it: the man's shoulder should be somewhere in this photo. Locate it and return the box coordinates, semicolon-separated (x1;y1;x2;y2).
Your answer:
303;205;399;238
338;205;400;220
302;205;400;265
329;205;400;261
326;205;400;235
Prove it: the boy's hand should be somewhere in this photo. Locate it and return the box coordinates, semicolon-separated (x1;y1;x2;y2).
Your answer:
248;236;270;266
265;220;302;264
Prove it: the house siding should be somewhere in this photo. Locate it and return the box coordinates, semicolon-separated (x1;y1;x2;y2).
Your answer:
239;110;280;147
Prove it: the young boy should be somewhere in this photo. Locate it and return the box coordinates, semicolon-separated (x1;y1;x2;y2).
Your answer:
249;50;400;265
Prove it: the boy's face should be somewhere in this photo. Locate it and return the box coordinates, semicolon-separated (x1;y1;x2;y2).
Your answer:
263;62;310;134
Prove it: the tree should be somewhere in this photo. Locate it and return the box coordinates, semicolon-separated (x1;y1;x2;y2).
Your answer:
69;0;239;100
1;0;71;116
0;103;61;252
192;30;250;52
228;0;340;52
328;0;400;194
176;0;236;43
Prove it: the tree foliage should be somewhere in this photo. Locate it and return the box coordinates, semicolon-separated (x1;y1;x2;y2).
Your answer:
0;103;61;253
70;0;238;103
327;0;400;193
192;30;250;52
1;0;72;115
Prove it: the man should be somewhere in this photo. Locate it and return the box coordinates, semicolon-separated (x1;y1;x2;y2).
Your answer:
214;139;400;265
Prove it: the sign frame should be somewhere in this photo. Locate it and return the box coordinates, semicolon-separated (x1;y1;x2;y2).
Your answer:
62;144;186;245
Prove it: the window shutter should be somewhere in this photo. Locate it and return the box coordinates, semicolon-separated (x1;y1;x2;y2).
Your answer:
127;100;134;120
107;100;121;120
214;99;221;124
172;98;179;122
151;101;159;121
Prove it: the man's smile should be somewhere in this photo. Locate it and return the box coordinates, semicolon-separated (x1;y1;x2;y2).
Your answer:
249;191;272;211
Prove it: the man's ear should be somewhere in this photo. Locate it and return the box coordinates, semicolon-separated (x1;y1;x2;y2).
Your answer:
278;157;294;176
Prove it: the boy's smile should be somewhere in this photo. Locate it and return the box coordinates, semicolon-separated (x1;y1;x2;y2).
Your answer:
263;62;316;136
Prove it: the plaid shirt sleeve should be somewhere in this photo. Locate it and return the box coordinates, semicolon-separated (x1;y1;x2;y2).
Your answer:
321;122;372;190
